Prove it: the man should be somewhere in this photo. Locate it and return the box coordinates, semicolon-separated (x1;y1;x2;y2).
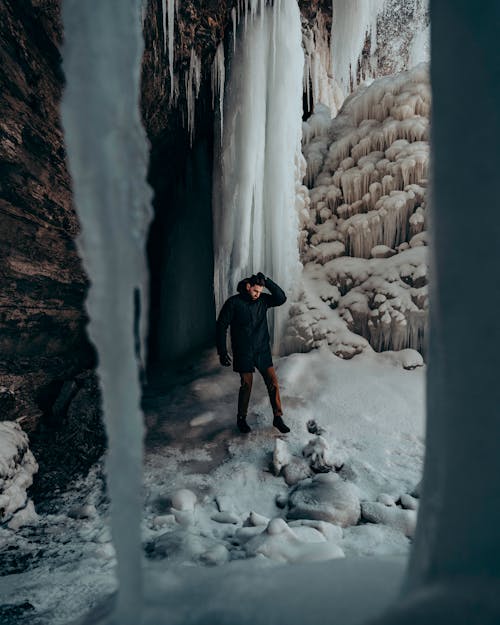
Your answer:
216;272;290;434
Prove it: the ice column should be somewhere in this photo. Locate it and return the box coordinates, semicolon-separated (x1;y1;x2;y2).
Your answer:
370;1;500;623
61;2;153;624
213;0;303;350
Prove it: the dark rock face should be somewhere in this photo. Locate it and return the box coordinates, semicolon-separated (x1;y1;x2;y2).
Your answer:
0;0;96;431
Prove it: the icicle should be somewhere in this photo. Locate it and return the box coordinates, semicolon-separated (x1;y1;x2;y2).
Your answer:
161;0;167;52
211;42;225;140
167;0;175;100
60;1;153;624
232;7;237;51
185;48;201;145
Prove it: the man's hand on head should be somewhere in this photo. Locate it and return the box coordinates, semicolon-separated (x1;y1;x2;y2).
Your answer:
219;353;232;367
256;272;266;282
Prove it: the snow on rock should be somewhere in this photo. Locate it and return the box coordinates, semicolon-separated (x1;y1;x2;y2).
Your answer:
170;488;197;511
361;501;417;538
302;435;335;473
287;473;361;527
283;458;313;486
0;421;38;527
211;511;240;525
291;64;430;361
273;438;292;475
244;517;344;563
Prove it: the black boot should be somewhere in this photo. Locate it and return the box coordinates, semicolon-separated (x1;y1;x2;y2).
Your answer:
273;415;290;433
237;416;251;434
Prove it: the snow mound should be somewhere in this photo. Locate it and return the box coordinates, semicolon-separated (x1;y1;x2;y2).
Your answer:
287;473;361;527
0;421;39;528
244;517;344;563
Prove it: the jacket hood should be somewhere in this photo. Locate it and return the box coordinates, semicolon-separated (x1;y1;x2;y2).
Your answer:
237;278;250;296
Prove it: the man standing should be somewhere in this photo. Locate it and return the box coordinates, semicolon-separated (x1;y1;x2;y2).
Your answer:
216;272;290;434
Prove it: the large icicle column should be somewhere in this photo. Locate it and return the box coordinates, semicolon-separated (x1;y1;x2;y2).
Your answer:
213;0;304;350
61;1;153;624
370;1;500;623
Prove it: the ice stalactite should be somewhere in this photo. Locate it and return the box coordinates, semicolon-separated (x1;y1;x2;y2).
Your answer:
289;64;430;359
186;48;202;146
168;0;178;101
303;12;343;116
213;0;304;352
61;1;153;624
211;42;225;140
330;0;382;98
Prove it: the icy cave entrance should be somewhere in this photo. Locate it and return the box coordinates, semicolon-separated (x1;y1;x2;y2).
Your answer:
146;119;216;377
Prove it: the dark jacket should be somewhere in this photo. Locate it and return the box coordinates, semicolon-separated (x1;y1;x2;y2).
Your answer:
216;277;287;373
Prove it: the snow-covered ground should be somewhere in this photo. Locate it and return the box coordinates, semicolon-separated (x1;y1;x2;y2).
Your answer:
0;347;424;624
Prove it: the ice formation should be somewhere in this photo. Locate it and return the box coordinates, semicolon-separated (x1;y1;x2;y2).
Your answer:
211;42;225;139
213;0;304;350
0;421;38;529
186;48;202;145
61;0;154;623
302;11;342;116
288;64;430;358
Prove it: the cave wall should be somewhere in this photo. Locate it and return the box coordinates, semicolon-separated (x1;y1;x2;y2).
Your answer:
0;0;95;429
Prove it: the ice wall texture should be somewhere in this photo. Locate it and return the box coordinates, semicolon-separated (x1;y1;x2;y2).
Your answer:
303;0;429;115
213;0;304;350
61;1;153;624
288;64;430;360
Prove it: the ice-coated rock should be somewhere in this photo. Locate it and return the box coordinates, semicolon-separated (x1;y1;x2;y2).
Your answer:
273;438;291;475
400;493;419;510
361;501;417;538
377;493;397;506
7;500;39;530
247;511;270;527
283;457;313;486
0;421;38;525
244;517;345;563
288;518;343;542
302;436;335;473
211;511;240;525
170;489;197;511
287;473;361;527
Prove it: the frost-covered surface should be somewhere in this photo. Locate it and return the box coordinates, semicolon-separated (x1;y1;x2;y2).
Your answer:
0;422;38;529
293;64;430;358
0;348;424;624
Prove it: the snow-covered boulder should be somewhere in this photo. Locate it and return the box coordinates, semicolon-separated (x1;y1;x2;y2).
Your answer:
287;473;361;527
0;421;38;528
244;518;344;563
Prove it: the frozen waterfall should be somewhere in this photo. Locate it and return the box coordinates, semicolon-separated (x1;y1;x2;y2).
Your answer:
61;1;153;624
213;0;304;351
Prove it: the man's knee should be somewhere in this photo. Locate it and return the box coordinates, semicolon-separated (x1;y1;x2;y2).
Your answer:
239;373;253;391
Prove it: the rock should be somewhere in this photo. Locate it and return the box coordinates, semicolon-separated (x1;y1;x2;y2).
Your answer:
288;519;343;542
306;419;326;435
400;494;419;510
287;473;361;527
361;502;417;538
244;517;345;563
302;436;335;473
247;511;270;527
68;503;97;520
283;458;313;486
377;493;397;506
200;544;230;565
273;438;291;475
152;514;176;529
211;511;239;525
170;489;197;511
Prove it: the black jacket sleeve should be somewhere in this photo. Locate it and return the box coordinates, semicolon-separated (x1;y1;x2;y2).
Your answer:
263;277;287;308
216;297;234;355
